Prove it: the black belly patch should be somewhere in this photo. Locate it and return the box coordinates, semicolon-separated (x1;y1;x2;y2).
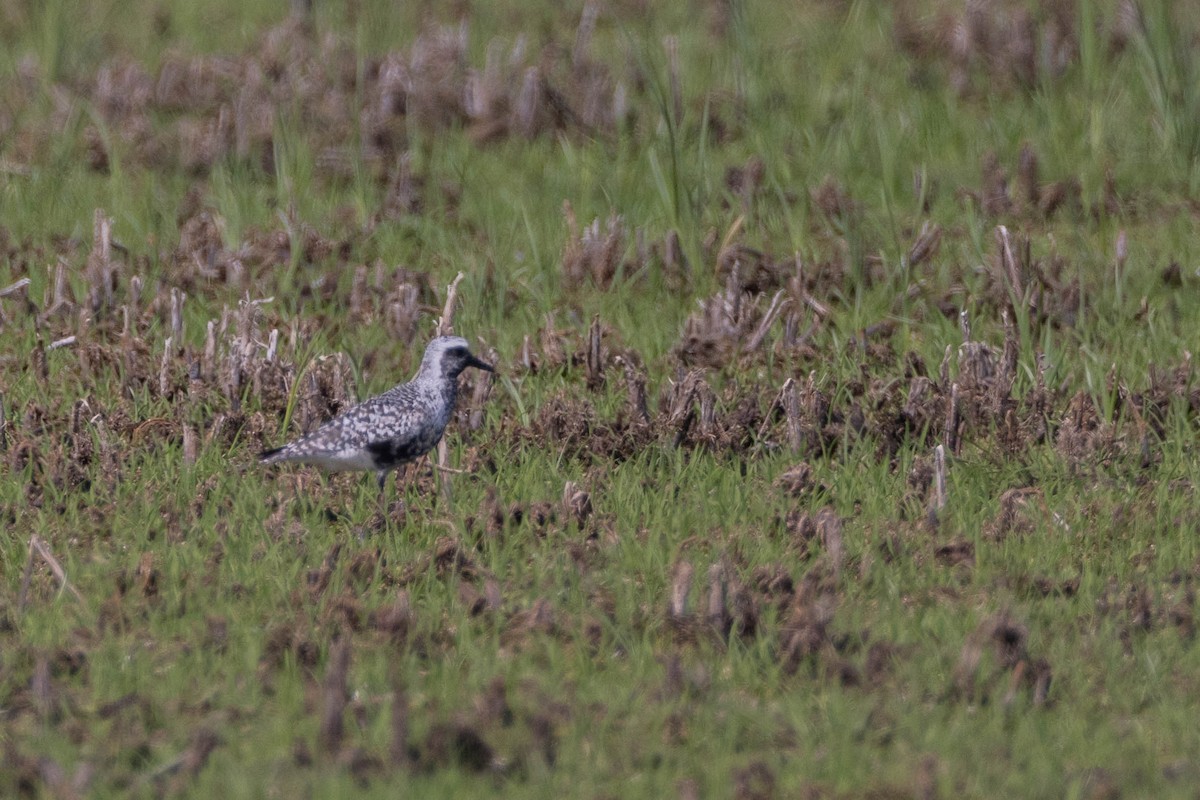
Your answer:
365;436;433;470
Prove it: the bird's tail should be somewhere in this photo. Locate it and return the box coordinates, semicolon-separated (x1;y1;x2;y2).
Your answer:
259;446;287;464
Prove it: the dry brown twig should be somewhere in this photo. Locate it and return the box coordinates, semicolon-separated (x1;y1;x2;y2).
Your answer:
434;272;466;500
0;277;31;298
743;289;791;353
933;444;948;512
668;560;695;620
792;255;831;318
19;535;87;611
435;272;465;337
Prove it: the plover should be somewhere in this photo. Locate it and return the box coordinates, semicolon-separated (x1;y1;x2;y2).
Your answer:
260;336;494;490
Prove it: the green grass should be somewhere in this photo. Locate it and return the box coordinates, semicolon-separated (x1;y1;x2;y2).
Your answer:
3;0;1200;797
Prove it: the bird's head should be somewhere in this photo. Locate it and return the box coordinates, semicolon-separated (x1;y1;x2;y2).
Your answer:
421;335;494;380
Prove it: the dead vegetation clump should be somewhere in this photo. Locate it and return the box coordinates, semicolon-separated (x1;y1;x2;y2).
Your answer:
1095;574;1198;646
559;203;631;291
980;225;1081;334
558;203;699;296
674;257;797;370
291;353;357;436
256;615;563;784
6;12;638;188
665;556;758;645
777;566;855;680
773;462;825;498
464;9;627;144
900;376;946;450
984;487;1048;541
530;391;600;462
675;242;844;372
953;612;1052;708
657;369;777;455
891;0;1123;95
663;546;895;689
463;483;594;546
1129;357;1200;441
1055;391;1118;469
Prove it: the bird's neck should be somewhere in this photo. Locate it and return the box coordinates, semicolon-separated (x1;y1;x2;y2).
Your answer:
414;363;460;390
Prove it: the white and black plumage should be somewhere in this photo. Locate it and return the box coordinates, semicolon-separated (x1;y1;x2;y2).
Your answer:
259;336;493;489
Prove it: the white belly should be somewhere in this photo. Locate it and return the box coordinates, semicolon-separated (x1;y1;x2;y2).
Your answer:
306;450;381;472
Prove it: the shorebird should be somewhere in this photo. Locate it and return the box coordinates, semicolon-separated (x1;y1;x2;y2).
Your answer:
259;336;493;490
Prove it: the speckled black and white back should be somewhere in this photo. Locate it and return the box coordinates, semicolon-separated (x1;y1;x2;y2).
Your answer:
259;336;493;487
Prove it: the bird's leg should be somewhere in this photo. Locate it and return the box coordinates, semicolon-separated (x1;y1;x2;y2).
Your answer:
375;469;389;520
387;464;412;525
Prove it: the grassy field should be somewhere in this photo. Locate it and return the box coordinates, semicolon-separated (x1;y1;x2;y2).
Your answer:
3;0;1200;796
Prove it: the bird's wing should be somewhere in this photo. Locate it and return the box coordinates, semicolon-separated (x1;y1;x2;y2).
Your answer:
260;414;355;463
262;383;435;465
357;386;444;466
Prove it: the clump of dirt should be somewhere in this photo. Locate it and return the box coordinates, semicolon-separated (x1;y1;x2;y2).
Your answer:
732;760;776;800
662;547;899;691
773;462;824;498
369;590;414;645
934;537;974;569
953;612;1052;707
984;487;1047;541
724;155;767;215
530;391;599;461
1096;574;1198;646
1056;391;1118;469
777;567;842;677
464;484;588;544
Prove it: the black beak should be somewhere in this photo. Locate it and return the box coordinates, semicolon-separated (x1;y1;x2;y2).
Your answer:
466;353;494;372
